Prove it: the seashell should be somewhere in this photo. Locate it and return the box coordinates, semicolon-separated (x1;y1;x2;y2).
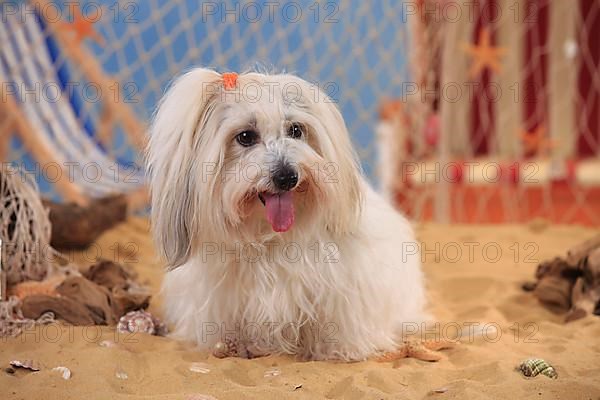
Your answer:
52;366;71;380
212;341;230;358
117;310;168;336
99;340;117;348
264;368;281;378
518;358;558;379
10;359;41;371
117;310;155;335
189;362;211;374
186;395;218;400
115;369;128;380
152;317;169;336
212;337;240;358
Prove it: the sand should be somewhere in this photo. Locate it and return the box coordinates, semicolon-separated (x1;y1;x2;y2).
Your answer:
2;218;600;399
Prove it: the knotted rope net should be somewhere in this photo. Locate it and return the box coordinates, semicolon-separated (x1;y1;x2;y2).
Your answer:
1;166;52;286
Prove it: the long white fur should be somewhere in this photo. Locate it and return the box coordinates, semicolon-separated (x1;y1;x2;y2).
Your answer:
147;68;425;360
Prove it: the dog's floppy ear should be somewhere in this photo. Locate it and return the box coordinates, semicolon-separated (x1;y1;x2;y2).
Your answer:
319;99;364;234
146;68;222;269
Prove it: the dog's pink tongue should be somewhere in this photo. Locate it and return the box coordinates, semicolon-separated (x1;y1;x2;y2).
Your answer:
263;192;295;232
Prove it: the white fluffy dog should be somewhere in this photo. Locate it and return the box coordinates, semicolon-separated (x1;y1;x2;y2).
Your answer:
147;68;425;361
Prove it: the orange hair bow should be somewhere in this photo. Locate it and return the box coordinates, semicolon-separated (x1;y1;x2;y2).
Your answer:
222;72;238;90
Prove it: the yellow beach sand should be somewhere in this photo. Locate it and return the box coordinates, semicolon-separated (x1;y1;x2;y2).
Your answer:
1;218;599;399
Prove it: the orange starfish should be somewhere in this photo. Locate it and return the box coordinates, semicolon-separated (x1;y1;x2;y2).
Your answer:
375;339;457;365
60;4;105;46
8;275;66;300
463;28;507;78
520;125;554;156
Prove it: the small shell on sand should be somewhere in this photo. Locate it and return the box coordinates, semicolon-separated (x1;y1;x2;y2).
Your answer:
52;366;71;380
117;310;155;334
10;359;41;371
518;358;558;379
115;369;128;380
117;310;168;336
99;340;117;348
189;362;211;374
212;341;230;358
187;395;218;400
264;369;281;378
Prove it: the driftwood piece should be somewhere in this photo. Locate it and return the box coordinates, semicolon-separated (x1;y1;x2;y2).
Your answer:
43;195;127;250
531;258;579;312
21;295;96;325
566;234;600;266
527;236;600;322
585;248;600;283
83;259;130;290
22;260;150;325
111;287;150;317
56;277;116;325
534;276;573;311
566;248;600;321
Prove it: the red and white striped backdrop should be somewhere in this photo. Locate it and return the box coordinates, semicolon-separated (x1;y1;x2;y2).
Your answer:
465;0;600;159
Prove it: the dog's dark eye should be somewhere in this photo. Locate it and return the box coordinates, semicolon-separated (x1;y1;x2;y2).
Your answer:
288;123;304;139
236;130;259;147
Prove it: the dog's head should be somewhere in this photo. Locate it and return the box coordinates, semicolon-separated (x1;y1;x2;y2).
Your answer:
147;68;363;268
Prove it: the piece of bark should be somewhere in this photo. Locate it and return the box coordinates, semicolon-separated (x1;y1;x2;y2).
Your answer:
56;277;117;325
43;195;127;250
535;257;579;280
534;276;572;311
565;249;600;322
565;277;590;322
21;295;96;325
111;286;150;317
584;248;600;284
84;259;130;290
566;234;600;267
565;307;587;322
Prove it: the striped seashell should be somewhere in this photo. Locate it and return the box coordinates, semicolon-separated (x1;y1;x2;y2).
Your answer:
116;310;168;336
117;310;155;335
519;358;558;379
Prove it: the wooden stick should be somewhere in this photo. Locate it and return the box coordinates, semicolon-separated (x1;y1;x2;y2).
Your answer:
567;234;600;266
95;105;115;147
4;95;89;206
33;0;147;150
0;105;15;161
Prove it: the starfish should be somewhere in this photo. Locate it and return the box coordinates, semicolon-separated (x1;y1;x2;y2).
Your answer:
375;339;458;364
463;28;507;78
8;275;66;300
520;124;554;156
59;4;105;46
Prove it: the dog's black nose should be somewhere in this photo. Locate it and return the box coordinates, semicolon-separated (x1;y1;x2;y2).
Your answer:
273;166;299;191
